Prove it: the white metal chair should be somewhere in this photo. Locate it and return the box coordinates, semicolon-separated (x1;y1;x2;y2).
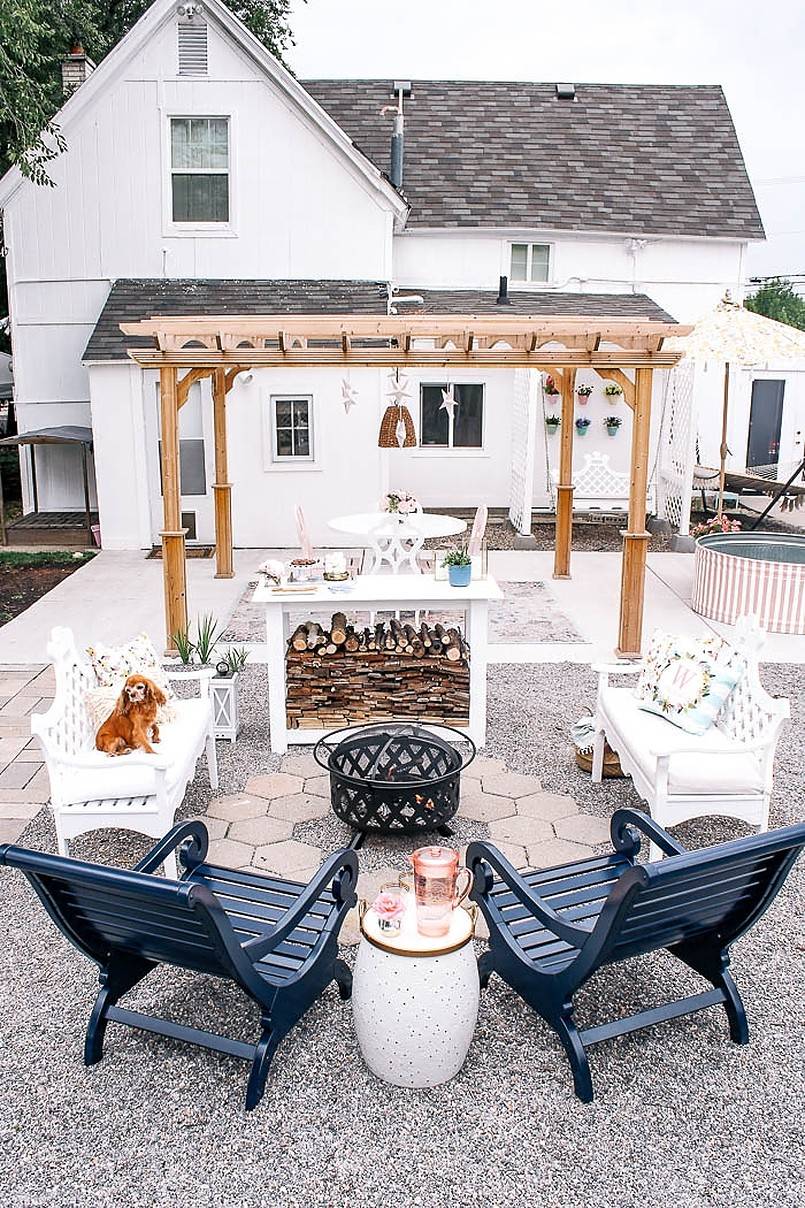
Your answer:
591;616;790;858
31;628;218;877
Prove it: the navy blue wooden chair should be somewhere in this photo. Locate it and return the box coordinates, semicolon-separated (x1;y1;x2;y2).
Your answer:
0;820;358;1111
468;809;805;1102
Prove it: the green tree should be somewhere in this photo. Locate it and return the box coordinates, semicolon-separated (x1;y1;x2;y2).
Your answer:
745;277;805;332
0;0;299;182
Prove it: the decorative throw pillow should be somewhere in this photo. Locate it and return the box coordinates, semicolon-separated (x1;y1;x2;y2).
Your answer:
84;686;120;731
634;630;745;736
87;633;174;700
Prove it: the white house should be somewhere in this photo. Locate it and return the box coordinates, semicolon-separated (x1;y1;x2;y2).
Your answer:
0;0;767;549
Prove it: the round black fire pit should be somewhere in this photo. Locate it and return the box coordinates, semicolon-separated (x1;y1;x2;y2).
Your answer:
313;723;475;841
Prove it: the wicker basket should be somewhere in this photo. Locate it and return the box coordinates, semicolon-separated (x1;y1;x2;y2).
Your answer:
575;742;624;778
378;404;417;448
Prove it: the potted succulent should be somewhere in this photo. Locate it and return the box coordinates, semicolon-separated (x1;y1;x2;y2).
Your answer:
576;384;593;404
603;383;623;400
543;374;560;397
444;547;472;587
545;413;561;435
575;416;591;436
604;415;623;437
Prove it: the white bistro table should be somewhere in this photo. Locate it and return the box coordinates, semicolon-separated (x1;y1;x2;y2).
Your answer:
252;573;502;752
328;511;466;574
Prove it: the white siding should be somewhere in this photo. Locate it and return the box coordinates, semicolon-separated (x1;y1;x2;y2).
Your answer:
393;230;747;323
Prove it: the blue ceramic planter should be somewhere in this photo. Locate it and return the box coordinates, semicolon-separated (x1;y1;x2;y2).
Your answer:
448;563;472;587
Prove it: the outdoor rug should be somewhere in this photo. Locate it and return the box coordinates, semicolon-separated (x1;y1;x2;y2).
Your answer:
221;580;584;645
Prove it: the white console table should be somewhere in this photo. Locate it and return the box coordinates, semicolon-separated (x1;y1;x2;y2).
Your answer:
253;574;502;753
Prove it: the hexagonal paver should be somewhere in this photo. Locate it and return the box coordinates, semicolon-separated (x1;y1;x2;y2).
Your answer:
489;815;554;846
208;838;255;868
554;814;611;845
245;772;303;800
303;775;330;798
462;755;507;781
278;752;321;779
526;838;594;869
493;841;528;870
201;816;229;840
207;793;267;822
253;839;323;878
482;771;543;799
228;816;294;846
516;792;579;823
458;789;515;823
267;793;330;824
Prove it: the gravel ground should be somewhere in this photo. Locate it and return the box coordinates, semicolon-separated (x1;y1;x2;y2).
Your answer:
1;663;803;1208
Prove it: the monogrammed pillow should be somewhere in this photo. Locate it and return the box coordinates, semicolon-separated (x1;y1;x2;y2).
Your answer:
634;631;745;736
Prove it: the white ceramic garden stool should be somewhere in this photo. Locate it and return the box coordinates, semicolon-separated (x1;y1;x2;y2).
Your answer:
351;904;479;1088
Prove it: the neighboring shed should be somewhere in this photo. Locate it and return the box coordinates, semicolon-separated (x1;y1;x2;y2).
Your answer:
0;426;97;547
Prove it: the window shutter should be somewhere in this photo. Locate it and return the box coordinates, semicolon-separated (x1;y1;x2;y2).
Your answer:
178;20;208;75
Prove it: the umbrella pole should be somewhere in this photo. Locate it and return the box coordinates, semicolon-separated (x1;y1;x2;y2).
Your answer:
717;361;730;517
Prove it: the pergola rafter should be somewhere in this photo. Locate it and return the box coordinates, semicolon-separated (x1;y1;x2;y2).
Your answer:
124;311;690;658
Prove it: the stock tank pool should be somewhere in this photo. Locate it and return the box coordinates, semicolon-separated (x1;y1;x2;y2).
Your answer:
692;531;805;634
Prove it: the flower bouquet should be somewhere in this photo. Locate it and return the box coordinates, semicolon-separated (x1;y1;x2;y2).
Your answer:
382;491;419;515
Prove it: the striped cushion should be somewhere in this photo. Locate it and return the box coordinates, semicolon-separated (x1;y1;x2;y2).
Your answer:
634;631;745;736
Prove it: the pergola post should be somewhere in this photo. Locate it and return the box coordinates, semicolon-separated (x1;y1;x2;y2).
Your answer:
159;366;188;651
212;367;234;579
553;367;576;579
617;366;653;656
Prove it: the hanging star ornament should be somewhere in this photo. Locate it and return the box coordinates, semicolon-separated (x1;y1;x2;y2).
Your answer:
340;378;359;414
440;384;457;422
386;369;411;404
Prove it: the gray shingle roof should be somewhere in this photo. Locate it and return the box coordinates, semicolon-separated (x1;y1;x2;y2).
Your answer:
83;279;391;361
85;279;675;362
303;80;764;240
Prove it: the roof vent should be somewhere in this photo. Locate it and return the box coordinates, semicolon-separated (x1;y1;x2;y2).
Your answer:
392;80;412;98
178;10;208;76
555;83;576;101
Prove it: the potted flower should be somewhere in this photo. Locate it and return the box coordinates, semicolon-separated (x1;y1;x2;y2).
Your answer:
604;415;622;437
545;413;561;435
443;547;472;587
576;384;593;404
575;416;591;436
382;491;418;515
543;375;560;397
603;383;623;400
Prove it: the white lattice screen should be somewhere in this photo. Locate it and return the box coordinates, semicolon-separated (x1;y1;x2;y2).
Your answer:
656;358;696;534
508;369;538;534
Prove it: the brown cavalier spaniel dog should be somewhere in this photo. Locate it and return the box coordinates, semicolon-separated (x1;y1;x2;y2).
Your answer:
95;674;167;756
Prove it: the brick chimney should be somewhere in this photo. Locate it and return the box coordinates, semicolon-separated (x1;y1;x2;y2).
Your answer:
61;42;96;96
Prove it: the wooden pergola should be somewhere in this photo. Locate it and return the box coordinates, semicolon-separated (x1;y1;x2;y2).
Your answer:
123;312;689;656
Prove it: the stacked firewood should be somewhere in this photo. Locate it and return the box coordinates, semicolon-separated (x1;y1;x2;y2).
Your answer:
286;612;470;729
288;613;469;662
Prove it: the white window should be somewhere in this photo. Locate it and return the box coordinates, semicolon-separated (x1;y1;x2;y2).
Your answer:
420;384;484;449
156;383;207;496
271;396;314;461
510;242;550;284
170;117;229;223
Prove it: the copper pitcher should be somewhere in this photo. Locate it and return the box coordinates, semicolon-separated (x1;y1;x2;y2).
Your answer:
410;846;472;937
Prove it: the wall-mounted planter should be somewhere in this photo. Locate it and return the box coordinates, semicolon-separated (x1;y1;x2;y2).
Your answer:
605;425;620;437
545;417;561;436
575;421;591;437
576;389;593;405
604;416;622;438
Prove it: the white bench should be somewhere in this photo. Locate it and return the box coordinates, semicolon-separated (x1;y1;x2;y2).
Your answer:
550;450;656;514
31;627;218;877
592;617;789;858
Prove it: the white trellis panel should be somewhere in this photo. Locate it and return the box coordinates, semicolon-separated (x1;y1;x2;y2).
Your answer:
656;358;696;535
508;368;539;535
549;451;655;513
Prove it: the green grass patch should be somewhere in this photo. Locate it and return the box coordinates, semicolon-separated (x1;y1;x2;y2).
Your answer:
0;550;97;568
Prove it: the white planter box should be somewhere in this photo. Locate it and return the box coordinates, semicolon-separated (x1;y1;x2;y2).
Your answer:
211;673;240;742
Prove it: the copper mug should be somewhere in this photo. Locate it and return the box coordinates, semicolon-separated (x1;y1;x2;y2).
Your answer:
410;846;472;938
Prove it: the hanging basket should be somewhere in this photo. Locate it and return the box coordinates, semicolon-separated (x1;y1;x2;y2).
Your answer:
378;404;417;449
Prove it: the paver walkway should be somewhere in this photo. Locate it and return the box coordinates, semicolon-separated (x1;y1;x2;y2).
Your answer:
0;664;53;844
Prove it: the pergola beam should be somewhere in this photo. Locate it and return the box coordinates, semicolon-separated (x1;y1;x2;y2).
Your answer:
128;348;682;370
617;366;654;655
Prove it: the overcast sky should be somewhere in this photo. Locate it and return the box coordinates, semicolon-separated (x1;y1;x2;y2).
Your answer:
289;0;805;281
